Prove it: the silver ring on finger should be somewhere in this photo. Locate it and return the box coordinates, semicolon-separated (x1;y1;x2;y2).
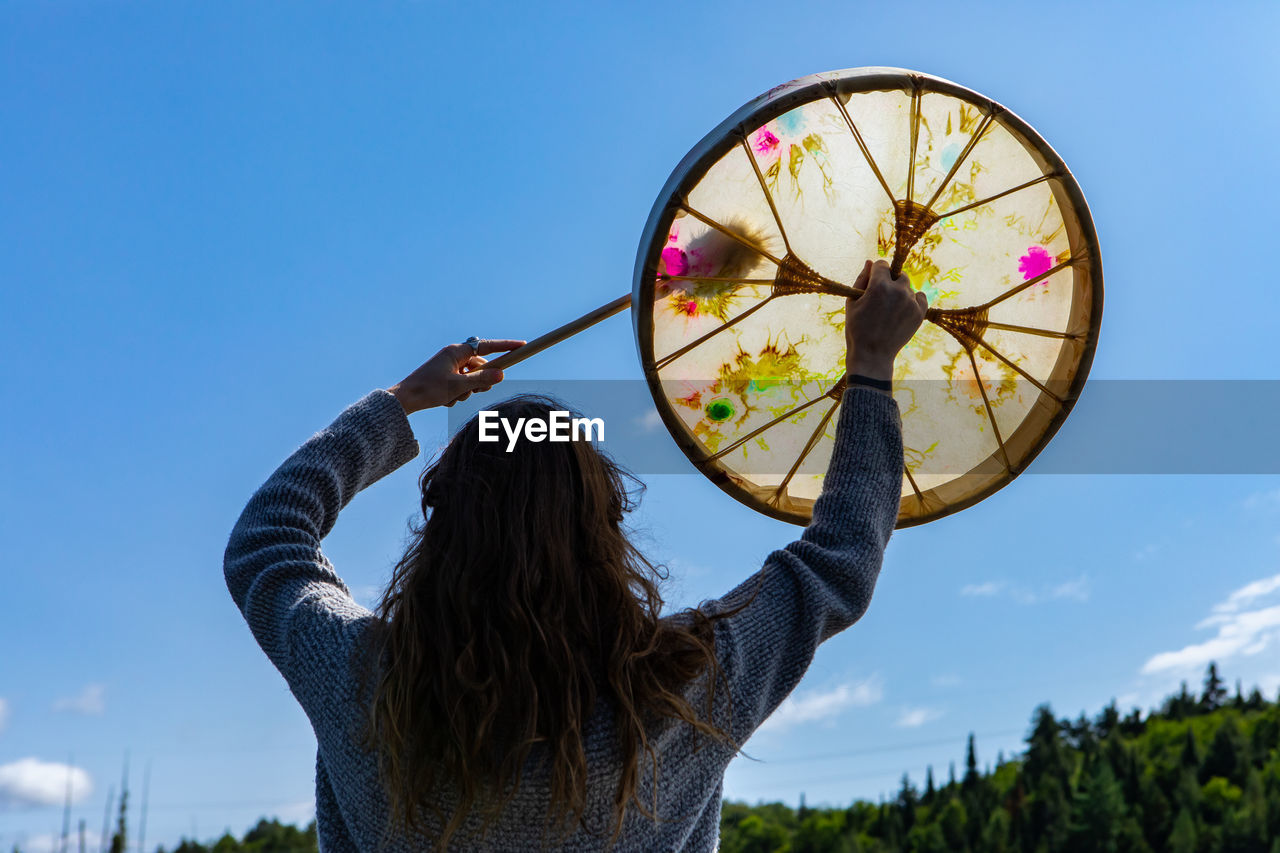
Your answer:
463;336;482;354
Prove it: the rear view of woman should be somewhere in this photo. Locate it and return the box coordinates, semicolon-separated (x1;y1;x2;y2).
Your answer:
223;259;926;851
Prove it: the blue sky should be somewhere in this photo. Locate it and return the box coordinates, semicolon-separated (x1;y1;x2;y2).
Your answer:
3;1;1280;849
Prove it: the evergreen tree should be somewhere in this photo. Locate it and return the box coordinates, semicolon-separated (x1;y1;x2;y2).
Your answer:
1120;707;1145;737
1096;700;1120;739
1202;776;1243;824
1007;769;1029;849
1164;681;1196;720
939;798;968;852
963;733;979;793
895;774;917;834
1167;808;1197;853
1181;725;1201;768
791;809;847;853
1115;817;1152;853
905;821;948;853
173;841;210;853
1067;759;1124;852
1138;775;1174;848
1202;715;1249;786
108;787;127;853
1250;709;1279;758
1105;734;1134;798
1174;767;1202;811
1064;712;1095;752
1267;783;1280;844
210;834;241;853
878;801;904;850
982;808;1011;853
1030;775;1071;851
1224;767;1268;852
1025;705;1073;850
1202;662;1228;711
923;765;936;805
1025;705;1069;787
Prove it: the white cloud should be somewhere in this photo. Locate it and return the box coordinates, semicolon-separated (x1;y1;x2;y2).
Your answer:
1134;543;1163;562
1243;488;1280;511
0;698;8;732
895;707;944;728
959;576;1089;605
634;409;663;432
1050;576;1091;603
758;677;883;734
1141;573;1280;675
0;758;93;808
1143;605;1280;674
1207;573;1280;619
52;684;105;716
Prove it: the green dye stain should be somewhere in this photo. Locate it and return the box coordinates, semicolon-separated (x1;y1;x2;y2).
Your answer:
705;398;735;422
749;377;780;393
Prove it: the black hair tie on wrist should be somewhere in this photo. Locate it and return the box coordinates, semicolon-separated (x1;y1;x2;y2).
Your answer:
848;374;892;392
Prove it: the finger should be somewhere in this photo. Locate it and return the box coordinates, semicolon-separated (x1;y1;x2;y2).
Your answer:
462;367;504;392
852;260;872;293
868;259;894;289
476;339;526;356
445;343;479;365
915;290;929;311
462;355;488;373
453;391;472;404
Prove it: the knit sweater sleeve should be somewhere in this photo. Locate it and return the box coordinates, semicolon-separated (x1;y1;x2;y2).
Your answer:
223;390;420;699
704;386;903;745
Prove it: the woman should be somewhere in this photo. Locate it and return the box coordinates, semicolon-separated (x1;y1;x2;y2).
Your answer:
224;259;926;851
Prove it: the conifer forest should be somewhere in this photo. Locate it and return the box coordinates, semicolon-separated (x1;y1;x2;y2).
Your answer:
15;663;1280;853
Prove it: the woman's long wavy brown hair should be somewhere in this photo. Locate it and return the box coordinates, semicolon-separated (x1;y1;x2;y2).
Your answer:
355;396;745;850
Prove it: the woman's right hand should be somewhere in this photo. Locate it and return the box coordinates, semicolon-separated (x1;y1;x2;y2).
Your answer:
387;338;525;415
845;259;928;383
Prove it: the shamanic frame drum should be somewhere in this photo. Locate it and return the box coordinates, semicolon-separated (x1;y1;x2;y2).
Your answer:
492;68;1103;528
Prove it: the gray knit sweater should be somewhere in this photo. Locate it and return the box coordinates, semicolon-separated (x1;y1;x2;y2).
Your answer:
224;386;902;852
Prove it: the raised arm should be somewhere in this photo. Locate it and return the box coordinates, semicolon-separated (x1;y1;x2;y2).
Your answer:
223;339;521;688
223;389;421;674
703;260;927;744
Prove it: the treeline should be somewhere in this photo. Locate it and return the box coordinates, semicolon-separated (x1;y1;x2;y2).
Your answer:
15;663;1280;852
6;819;316;853
720;662;1280;852
158;819;316;853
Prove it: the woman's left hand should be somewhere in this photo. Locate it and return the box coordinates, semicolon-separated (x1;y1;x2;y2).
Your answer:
387;339;525;415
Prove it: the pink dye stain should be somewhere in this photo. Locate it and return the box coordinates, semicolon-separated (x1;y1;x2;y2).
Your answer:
753;128;781;157
1018;246;1053;281
662;247;689;277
